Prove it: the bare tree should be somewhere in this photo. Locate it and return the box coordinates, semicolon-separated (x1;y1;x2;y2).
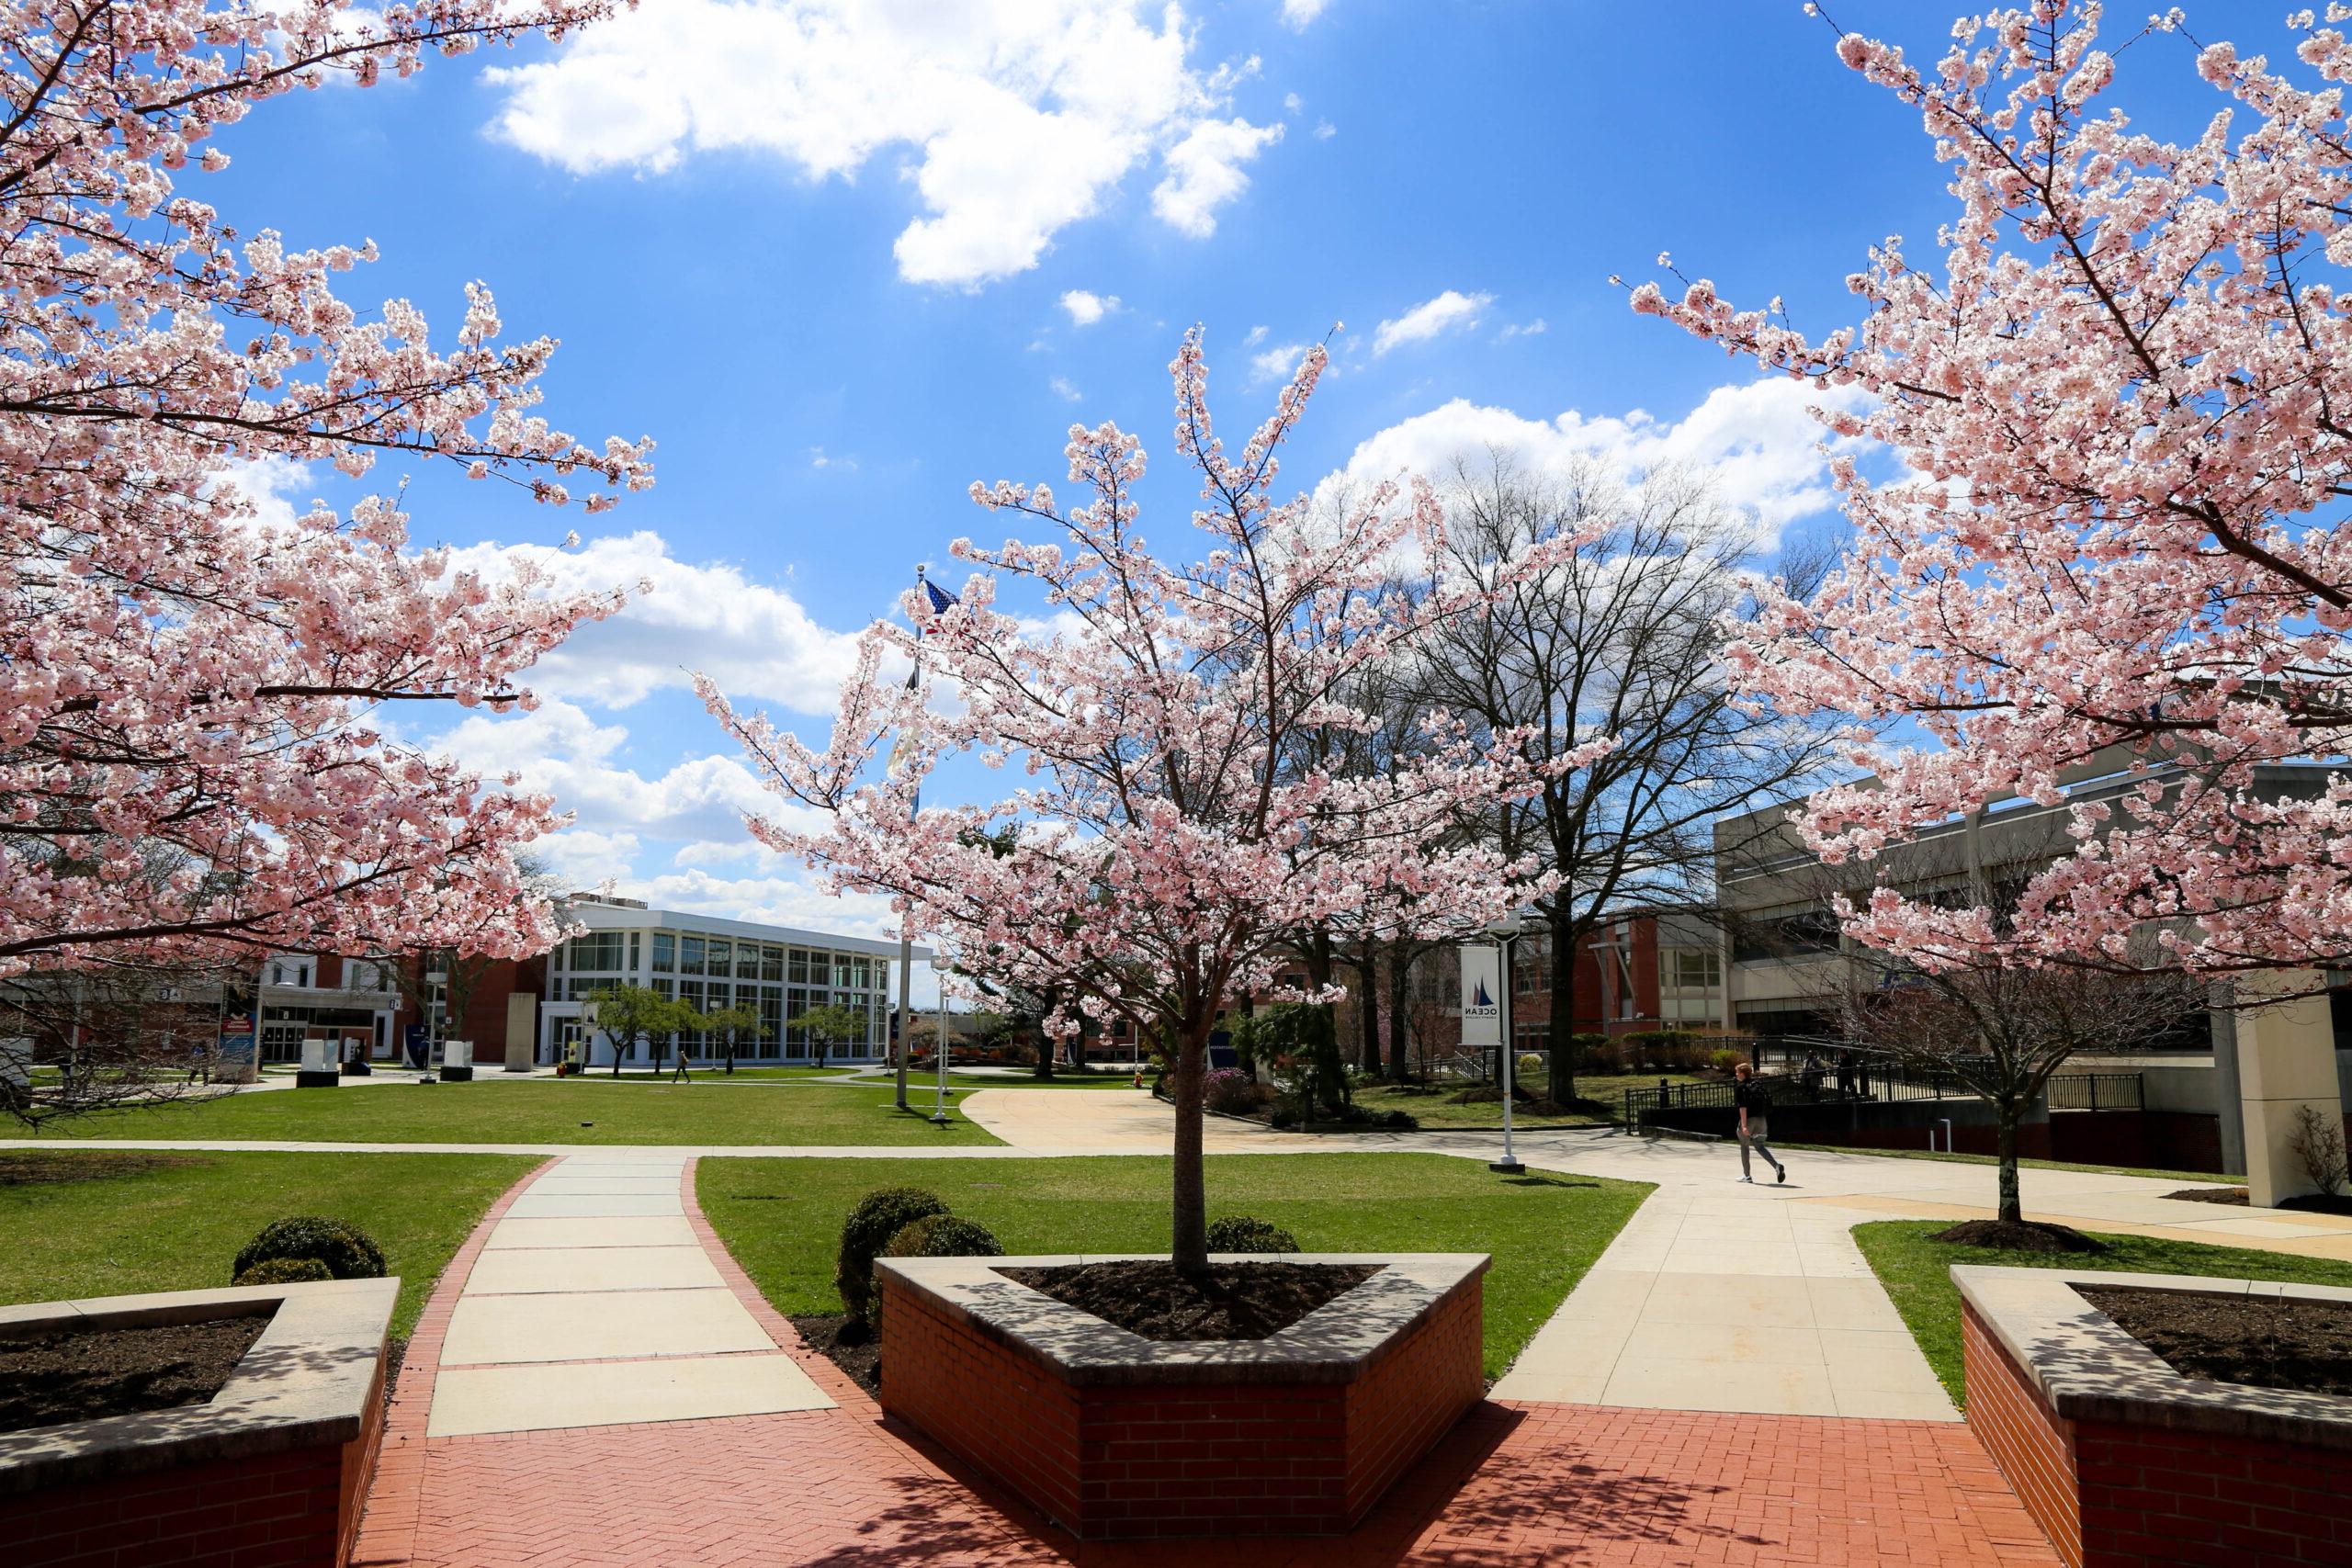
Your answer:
1419;454;1847;1103
0;963;233;1128
1835;961;2204;1234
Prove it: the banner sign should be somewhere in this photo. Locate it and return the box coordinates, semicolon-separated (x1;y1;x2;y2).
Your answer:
218;982;257;1071
1459;943;1504;1047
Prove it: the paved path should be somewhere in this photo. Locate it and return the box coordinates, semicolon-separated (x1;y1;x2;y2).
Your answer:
354;1156;2059;1567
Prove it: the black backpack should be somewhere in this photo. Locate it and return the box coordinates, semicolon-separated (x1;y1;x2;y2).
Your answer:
1744;1078;1771;1112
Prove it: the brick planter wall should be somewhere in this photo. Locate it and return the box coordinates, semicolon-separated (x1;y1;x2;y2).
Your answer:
0;1279;398;1568
1959;1269;2352;1568
877;1252;1487;1541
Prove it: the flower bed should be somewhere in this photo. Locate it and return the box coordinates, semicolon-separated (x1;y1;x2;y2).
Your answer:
0;1278;397;1568
876;1251;1486;1540
1956;1264;2352;1568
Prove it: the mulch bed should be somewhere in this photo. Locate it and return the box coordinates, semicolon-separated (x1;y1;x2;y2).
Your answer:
999;1259;1381;1341
2080;1284;2352;1398
2160;1186;2352;1216
1932;1218;2109;1254
0;1314;269;1435
790;1314;879;1393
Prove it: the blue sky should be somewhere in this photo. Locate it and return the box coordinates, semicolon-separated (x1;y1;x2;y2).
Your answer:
206;1;2279;979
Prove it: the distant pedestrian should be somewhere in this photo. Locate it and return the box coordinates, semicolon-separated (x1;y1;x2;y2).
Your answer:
670;1042;692;1083
1836;1050;1856;1098
1801;1050;1823;1099
1732;1062;1785;1185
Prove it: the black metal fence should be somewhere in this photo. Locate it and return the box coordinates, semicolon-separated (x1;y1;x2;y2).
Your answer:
1619;1065;2145;1130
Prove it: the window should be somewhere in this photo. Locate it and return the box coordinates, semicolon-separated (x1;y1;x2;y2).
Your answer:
266;955;315;988
761;945;784;983
680;936;705;976
345;959;390;992
707;940;731;978
1671;949;1721;990
735;942;759;980
567;931;626;972
789;949;813;984
832;953;854;987
629;931;641;974
652;932;675;972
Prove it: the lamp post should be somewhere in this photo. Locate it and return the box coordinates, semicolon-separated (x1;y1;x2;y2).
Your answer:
1486;911;1529;1175
929;955;952;1125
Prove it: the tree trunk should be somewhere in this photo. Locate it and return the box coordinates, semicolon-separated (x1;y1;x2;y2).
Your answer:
1170;1016;1211;1273
1545;913;1577;1107
1033;1033;1056;1079
1356;944;1383;1079
610;1035;626;1077
1385;947;1412;1080
1996;1104;2023;1224
726;1037;736;1075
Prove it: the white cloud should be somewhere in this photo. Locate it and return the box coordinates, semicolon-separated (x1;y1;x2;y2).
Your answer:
631;867;904;945
529;828;643;892
1373;289;1494;355
1283;91;1303;113
1152;118;1283;239
433;698;788;847
1313;119;1337;140
1059;289;1119;326
1282;0;1330;28
1498;318;1547;342
1050;375;1084;402
1243;324;1269;346
807;446;857;470
441;530;863;714
1249;342;1308;385
1320;378;1877;542
483;1;1285;288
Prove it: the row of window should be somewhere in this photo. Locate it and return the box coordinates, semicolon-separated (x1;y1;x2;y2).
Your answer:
556;931;884;990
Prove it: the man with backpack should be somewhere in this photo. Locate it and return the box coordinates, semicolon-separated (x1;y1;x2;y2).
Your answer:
1733;1061;1786;1184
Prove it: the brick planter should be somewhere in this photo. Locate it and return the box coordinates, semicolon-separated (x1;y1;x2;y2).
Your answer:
0;1278;398;1568
1956;1265;2352;1568
876;1252;1487;1541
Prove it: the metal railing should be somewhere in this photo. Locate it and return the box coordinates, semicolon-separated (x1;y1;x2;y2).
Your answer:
1620;1064;2146;1129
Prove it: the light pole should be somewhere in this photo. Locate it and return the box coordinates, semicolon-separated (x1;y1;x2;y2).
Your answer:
1486;910;1529;1175
929;955;952;1125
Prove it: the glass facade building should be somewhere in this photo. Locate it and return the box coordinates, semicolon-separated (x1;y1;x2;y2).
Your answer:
544;900;921;1066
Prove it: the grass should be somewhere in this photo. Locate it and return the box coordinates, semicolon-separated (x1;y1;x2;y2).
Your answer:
1780;1145;2242;1185
567;1066;1134;1090
1851;1219;2352;1406
1353;1071;1704;1129
698;1152;1652;1381
0;1149;536;1337
36;1078;1004;1146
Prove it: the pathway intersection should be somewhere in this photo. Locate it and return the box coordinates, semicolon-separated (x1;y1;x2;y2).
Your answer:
19;1086;2352;1562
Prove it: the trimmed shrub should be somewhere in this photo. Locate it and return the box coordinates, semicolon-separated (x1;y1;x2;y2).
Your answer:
1708;1049;1746;1074
880;1213;1004;1259
1379;1109;1419;1131
1204;1215;1299;1254
232;1256;334;1288
233;1216;387;1282
837;1186;949;1325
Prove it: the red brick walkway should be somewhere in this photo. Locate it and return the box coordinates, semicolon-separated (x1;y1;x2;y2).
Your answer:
351;1161;2061;1568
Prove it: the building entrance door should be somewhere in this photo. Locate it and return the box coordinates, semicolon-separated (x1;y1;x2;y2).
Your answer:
260;1021;306;1065
551;1018;583;1068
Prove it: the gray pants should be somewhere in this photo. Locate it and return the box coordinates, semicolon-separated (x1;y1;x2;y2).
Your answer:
1740;1117;1781;1179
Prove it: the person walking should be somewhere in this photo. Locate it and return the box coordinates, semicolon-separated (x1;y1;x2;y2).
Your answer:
1732;1062;1785;1184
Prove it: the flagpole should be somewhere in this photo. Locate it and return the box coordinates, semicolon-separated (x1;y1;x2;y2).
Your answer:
893;564;924;1111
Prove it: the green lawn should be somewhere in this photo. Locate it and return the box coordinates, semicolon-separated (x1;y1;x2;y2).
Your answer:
699;1152;1652;1381
1851;1220;2352;1406
34;1078;1003;1146
0;1149;536;1337
1352;1071;1703;1129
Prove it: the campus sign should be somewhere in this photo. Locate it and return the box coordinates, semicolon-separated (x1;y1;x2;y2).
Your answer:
1459;944;1503;1047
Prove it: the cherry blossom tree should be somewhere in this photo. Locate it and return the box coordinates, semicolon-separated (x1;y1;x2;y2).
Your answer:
3;2;654;987
1630;3;2352;978
704;333;1599;1270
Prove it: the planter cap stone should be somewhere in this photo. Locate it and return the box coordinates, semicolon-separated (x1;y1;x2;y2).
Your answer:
0;1276;399;1495
876;1252;1487;1387
1954;1264;2352;1452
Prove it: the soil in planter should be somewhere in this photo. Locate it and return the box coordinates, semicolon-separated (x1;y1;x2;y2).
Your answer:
1930;1219;2109;1254
2159;1186;2352;1216
2078;1285;2352;1398
1000;1259;1381;1341
1447;1086;1604;1118
0;1314;270;1435
789;1313;879;1393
